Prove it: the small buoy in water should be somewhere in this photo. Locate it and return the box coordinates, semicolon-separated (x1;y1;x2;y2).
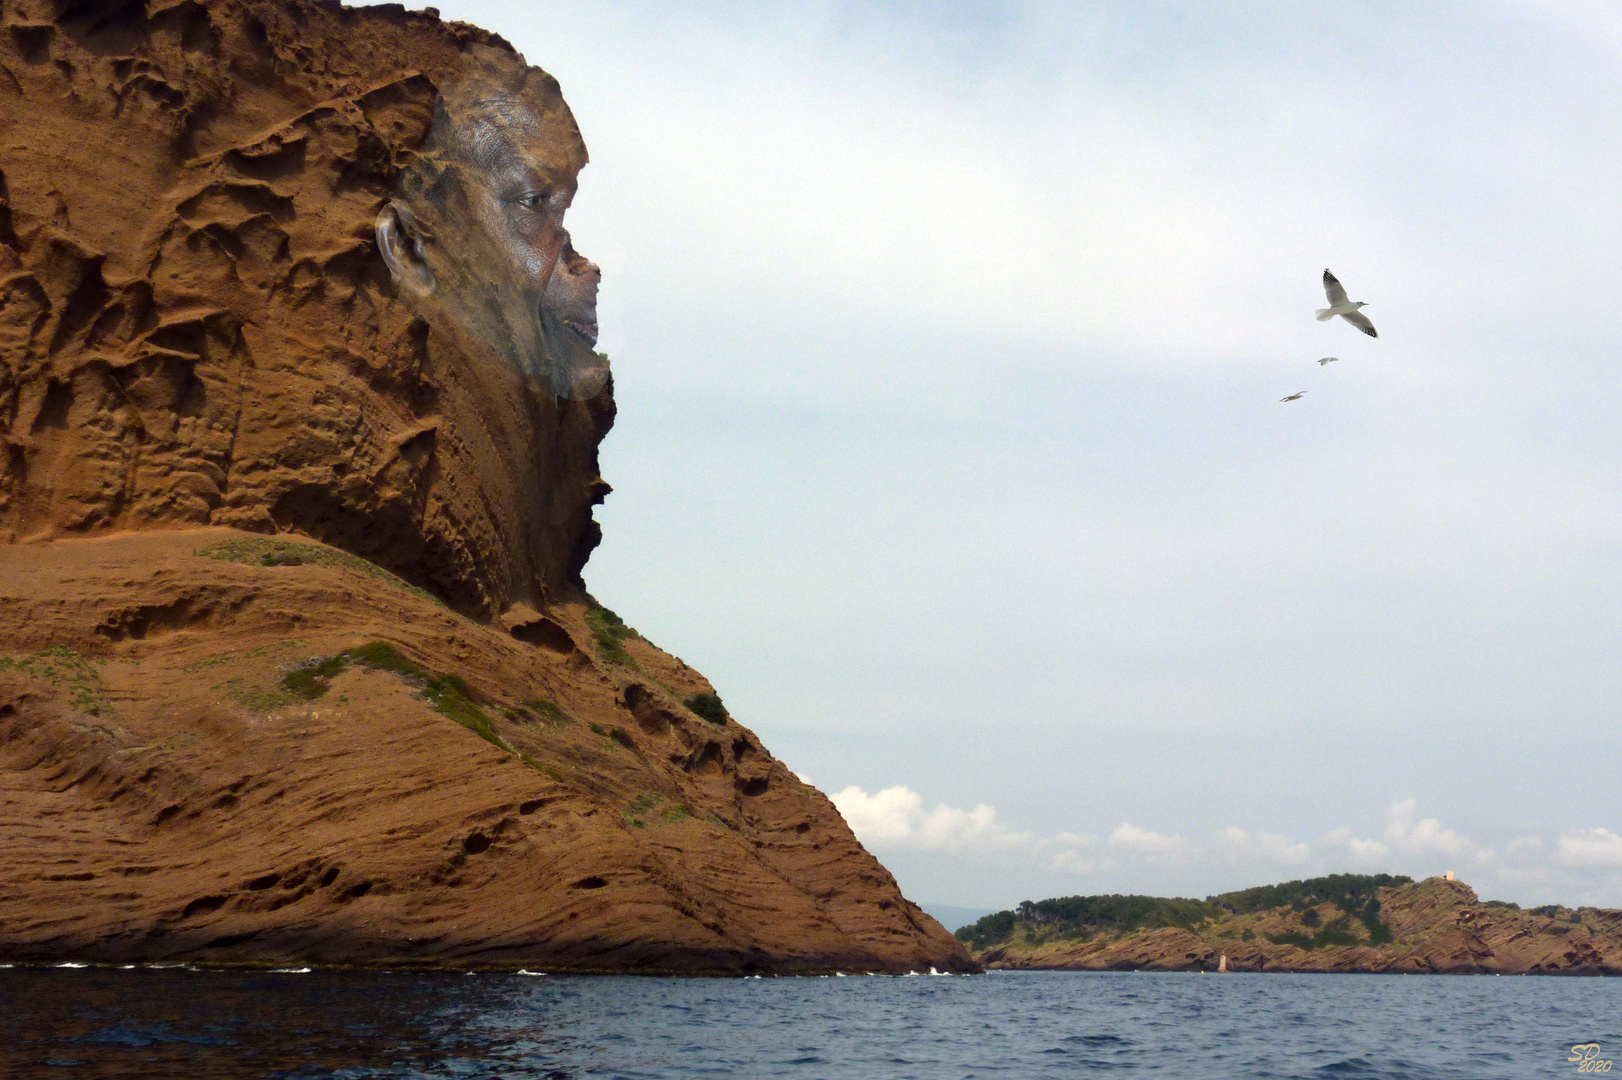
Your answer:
1219;954;1228;973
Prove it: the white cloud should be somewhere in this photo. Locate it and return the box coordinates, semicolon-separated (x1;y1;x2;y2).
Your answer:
829;785;1031;853
833;785;1621;907
1503;835;1548;866
1047;832;1101;873
1107;823;1192;859
1322;828;1391;865
1321;798;1480;869
1383;797;1476;860
1217;827;1311;867
830;785;921;845
1556;828;1622;868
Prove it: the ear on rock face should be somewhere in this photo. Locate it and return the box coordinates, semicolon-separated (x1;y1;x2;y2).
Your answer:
375;201;437;297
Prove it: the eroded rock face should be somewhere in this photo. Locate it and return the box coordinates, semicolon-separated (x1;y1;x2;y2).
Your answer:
0;0;609;617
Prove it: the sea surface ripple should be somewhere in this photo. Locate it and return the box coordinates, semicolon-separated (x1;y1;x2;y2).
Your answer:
1;966;1617;1078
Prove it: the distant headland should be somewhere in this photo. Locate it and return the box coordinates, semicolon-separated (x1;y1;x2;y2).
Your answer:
959;874;1621;975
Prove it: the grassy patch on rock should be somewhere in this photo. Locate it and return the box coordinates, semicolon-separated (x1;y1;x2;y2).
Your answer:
622;791;694;829
0;645;110;716
279;642;505;751
504;698;572;726
1266;914;1365;951
583;603;641;668
198;537;444;607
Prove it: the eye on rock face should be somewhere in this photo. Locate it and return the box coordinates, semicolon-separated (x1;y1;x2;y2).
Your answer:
503;184;573;257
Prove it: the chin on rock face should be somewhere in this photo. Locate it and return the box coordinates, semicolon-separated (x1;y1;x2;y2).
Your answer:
376;52;608;401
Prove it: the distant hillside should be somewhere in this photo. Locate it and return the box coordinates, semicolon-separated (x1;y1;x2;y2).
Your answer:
960;875;1622;975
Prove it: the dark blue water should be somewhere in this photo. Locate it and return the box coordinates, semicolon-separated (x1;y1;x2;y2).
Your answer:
1;966;1616;1078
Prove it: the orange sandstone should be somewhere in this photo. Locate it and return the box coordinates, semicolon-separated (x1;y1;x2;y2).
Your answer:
0;1;973;974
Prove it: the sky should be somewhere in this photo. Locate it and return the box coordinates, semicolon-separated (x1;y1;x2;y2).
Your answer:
422;1;1622;913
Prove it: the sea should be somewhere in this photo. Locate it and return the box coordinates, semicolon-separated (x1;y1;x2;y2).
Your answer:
1;965;1617;1079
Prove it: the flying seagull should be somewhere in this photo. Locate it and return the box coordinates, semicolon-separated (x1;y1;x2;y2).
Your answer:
1280;391;1307;402
1318;357;1339;365
1316;269;1377;337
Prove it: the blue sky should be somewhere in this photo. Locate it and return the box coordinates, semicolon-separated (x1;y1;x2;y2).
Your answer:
424;1;1622;909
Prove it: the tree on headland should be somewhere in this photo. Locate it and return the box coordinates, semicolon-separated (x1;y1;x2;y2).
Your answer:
955;873;1413;950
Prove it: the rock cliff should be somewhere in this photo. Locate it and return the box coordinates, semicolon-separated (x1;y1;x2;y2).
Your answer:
0;0;974;975
974;878;1622;975
0;0;598;617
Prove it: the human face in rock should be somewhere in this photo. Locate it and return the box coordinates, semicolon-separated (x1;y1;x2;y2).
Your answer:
456;93;579;316
380;79;606;400
446;93;607;399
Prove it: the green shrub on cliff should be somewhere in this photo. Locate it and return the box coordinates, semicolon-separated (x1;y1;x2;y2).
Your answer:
505;697;574;727
684;692;728;725
281;652;349;699
1210;873;1407;945
1267;913;1363;951
1365;912;1393;945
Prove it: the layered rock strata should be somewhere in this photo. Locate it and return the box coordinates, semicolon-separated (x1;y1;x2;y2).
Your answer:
0;529;972;973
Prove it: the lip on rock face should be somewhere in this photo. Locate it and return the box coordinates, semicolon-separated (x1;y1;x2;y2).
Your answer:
562;317;598;347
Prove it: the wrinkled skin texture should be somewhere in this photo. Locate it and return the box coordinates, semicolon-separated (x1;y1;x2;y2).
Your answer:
0;3;615;616
379;60;608;400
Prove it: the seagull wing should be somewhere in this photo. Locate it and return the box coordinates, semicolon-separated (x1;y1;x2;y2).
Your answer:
1318;357;1339;365
1322;269;1349;306
1340;310;1377;337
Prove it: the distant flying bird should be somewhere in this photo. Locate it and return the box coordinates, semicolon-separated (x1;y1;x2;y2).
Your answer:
1316;269;1377;337
1318;357;1340;365
1280;391;1307;402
